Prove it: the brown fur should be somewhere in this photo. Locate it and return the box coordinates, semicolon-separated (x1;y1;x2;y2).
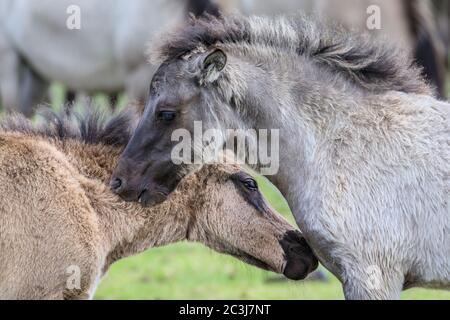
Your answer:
0;110;316;299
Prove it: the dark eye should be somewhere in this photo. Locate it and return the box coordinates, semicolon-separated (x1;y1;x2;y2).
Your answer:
243;178;258;191
157;111;176;122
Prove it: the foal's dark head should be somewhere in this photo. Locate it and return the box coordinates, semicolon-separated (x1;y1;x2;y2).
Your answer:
111;48;231;205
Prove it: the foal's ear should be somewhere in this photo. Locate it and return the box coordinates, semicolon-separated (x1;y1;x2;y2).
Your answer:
202;49;227;83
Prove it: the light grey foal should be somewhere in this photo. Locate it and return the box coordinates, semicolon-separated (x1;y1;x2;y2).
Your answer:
111;15;450;299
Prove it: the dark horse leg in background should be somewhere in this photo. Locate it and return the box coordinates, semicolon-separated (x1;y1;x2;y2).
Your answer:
65;90;77;105
407;0;448;99
432;0;450;73
415;34;446;98
186;0;220;17
18;63;48;117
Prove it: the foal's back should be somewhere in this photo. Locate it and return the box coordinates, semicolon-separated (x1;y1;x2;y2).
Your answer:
0;133;102;299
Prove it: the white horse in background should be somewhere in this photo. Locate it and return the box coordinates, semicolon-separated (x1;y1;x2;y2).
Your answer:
1;0;446;117
0;0;215;116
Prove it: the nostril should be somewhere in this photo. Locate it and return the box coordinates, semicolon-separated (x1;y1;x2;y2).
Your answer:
110;177;124;192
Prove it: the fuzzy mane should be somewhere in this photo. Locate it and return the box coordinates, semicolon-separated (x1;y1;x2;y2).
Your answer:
153;14;431;95
0;107;136;148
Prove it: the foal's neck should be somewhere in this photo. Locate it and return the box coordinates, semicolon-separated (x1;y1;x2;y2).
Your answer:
235;67;364;227
58;140;191;268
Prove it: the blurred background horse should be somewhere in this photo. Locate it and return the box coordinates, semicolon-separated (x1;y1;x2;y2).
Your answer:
0;0;448;117
0;0;218;116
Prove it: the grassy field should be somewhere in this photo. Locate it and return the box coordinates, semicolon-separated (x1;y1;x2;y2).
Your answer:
1;84;449;300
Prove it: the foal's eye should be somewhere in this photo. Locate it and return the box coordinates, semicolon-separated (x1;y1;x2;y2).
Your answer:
243;178;258;191
157;111;177;122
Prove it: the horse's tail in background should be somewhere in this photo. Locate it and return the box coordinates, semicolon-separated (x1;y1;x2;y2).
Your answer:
406;0;448;99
